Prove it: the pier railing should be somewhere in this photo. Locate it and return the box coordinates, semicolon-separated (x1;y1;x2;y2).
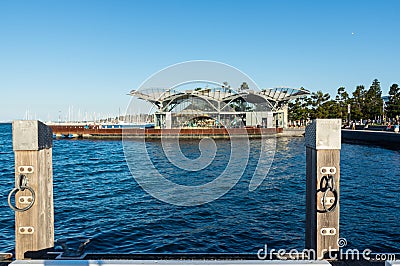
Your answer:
8;119;341;261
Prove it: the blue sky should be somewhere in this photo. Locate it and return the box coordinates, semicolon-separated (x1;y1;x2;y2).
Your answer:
1;0;399;121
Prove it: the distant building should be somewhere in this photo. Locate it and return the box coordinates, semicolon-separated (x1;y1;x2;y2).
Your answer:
383;95;390;118
382;95;390;106
130;86;309;129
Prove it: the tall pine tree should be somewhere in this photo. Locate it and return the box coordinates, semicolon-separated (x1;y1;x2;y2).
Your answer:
351;85;366;121
386;84;400;119
364;79;383;120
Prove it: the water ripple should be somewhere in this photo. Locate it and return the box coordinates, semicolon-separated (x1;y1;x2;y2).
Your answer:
0;125;399;254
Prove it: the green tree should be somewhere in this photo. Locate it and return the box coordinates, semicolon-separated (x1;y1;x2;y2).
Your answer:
386;83;400;119
287;80;400;123
350;85;366;121
230;97;252;112
364;79;383;120
222;81;230;89
321;100;341;118
309;90;331;119
288;96;309;124
334;87;350;119
239;82;249;91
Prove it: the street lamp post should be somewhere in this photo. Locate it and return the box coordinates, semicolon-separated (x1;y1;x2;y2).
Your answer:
347;104;351;126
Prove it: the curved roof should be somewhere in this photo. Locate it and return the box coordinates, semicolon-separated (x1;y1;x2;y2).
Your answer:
130;87;310;112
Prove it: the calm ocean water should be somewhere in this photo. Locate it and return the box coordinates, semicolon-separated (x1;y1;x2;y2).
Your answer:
0;123;399;254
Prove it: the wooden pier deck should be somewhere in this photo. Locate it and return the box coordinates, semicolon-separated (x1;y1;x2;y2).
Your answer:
1;256;397;266
49;125;282;139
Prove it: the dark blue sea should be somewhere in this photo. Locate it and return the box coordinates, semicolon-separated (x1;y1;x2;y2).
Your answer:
0;123;399;255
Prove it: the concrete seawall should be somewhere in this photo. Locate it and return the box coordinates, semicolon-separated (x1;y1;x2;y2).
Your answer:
277;128;305;137
342;129;400;148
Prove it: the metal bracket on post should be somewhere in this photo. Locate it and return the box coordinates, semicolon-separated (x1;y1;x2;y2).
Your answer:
305;119;341;260
18;166;34;174
18;227;35;235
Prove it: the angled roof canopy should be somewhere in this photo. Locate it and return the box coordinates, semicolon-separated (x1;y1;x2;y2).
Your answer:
130;86;310;112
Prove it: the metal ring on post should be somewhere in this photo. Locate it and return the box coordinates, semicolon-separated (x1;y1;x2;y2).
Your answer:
7;186;36;212
322;188;338;213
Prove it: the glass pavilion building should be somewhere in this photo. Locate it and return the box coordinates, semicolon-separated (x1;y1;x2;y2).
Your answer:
130;86;309;129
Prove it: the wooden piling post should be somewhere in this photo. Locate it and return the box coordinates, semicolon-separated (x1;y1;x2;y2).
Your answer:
305;119;341;260
11;120;54;260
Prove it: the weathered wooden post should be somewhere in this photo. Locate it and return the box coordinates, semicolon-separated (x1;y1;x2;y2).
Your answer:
10;120;54;259
305;119;341;260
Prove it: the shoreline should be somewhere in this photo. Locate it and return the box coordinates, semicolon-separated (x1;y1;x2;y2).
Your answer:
341;129;400;149
4;123;400;149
